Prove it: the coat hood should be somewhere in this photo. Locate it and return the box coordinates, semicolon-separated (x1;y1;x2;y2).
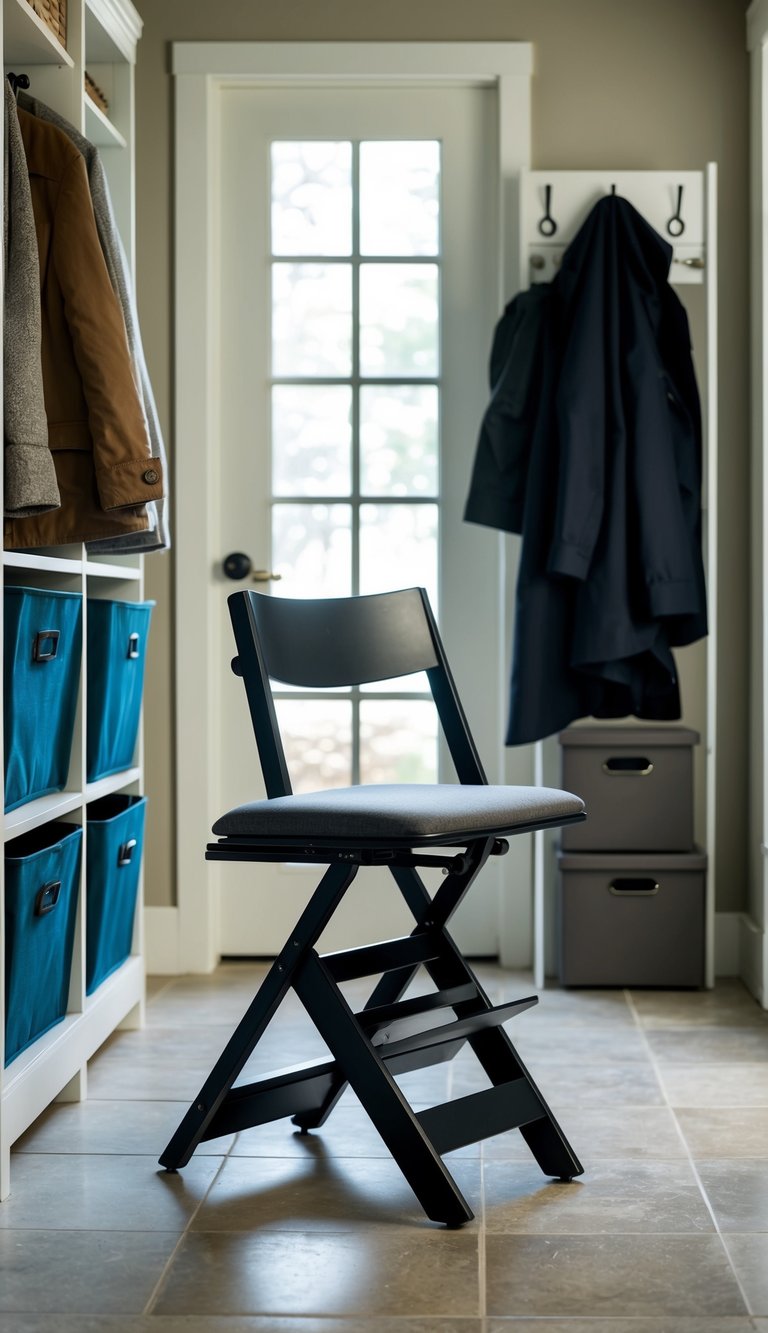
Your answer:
557;194;673;300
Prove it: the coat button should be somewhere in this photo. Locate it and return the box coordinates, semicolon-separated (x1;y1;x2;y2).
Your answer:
142;468;159;485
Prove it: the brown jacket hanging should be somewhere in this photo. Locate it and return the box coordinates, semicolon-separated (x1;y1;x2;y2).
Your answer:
4;109;163;549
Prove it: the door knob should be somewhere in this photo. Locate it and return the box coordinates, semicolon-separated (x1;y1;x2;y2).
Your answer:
222;553;282;582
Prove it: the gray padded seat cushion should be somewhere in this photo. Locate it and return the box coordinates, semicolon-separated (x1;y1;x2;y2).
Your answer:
213;783;584;840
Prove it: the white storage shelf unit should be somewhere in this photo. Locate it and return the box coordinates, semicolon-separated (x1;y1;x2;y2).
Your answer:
0;0;145;1199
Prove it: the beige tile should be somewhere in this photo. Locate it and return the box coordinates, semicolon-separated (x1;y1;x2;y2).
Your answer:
0;1322;483;1333
484;1105;685;1161
646;1028;768;1063
0;1230;180;1314
191;1153;481;1231
696;1160;768;1231
153;1229;479;1317
630;981;768;1029
0;1153;222;1231
485;1234;747;1317
483;1159;712;1234
676;1108;768;1158
231;1100;478;1159
14;1098;235;1156
486;1321;756;1332
510;1060;664;1107
658;1065;768;1108
515;1024;650;1063
722;1233;768;1317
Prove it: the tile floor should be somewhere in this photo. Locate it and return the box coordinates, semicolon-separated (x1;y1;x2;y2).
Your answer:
2;963;768;1330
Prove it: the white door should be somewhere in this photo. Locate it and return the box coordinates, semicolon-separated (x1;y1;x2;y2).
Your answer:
214;84;502;956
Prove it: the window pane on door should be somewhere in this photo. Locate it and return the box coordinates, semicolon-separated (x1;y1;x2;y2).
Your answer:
271;141;352;256
272;386;352;496
272;263;353;375
359;264;439;377
359;700;437;783
272;503;352;596
359;141;440;256
360;385;438;496
276;698;353;792
359;502;438;605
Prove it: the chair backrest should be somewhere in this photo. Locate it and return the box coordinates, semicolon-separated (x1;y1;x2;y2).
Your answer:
229;587;487;797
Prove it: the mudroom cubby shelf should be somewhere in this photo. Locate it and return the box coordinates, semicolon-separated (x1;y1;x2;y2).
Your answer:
0;0;146;1199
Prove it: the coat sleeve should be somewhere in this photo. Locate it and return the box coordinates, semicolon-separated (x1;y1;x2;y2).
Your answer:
463;292;546;534
52;151;163;510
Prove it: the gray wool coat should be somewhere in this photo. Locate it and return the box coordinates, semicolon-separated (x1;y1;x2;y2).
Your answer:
3;80;60;517
19;91;170;552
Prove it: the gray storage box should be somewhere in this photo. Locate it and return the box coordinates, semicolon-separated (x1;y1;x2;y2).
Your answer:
559;726;699;852
557;848;706;987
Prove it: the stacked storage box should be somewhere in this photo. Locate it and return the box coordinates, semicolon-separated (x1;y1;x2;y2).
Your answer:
557;726;706;987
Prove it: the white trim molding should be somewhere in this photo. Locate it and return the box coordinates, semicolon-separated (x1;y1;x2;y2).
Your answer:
144;907;181;976
172;41;533;82
172;41;532;973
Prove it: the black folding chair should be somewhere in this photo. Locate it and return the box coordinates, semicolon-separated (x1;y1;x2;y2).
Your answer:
160;587;586;1226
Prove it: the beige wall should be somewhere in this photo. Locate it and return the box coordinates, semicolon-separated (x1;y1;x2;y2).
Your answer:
136;0;750;913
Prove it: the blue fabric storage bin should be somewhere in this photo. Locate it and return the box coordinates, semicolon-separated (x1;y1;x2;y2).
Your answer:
86;794;146;994
86;599;154;782
4;822;82;1065
4;586;82;812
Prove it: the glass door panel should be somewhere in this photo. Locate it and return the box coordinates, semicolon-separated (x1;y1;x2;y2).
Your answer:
270;139;441;787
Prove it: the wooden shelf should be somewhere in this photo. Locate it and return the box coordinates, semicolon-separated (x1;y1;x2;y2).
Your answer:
4;0;73;66
84;91;126;148
85;557;141;580
85;767;141;802
4;790;84;840
3;550;83;576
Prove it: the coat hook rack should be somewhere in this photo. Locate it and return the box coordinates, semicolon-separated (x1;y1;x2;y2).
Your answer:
537;184;558;237
666;184;685;237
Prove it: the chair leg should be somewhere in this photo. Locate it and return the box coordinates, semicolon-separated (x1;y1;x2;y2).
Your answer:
294;949;474;1227
159;862;358;1171
394;863;584;1181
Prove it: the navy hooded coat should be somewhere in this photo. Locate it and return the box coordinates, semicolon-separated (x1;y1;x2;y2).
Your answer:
464;195;708;745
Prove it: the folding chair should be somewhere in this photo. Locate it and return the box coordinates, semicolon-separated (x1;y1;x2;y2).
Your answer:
160;587;586;1226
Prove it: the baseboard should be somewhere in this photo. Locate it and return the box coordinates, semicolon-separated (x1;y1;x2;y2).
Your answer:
738;912;764;1005
715;911;740;977
144;906;181;975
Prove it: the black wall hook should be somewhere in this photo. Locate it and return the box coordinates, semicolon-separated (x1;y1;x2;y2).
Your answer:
537;184;558;237
666;185;685;238
6;73;30;100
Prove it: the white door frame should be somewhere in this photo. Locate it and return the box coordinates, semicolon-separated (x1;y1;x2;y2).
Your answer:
747;3;768;1005
167;41;533;973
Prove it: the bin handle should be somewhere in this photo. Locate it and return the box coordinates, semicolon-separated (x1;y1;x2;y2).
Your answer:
33;629;60;663
602;756;654;776
127;633;140;659
118;839;137;867
609;878;659;896
34;880;61;916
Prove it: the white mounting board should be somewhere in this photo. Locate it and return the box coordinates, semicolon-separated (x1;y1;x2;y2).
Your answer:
522;170;706;285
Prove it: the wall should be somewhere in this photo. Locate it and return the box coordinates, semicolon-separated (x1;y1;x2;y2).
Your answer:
136;0;750;918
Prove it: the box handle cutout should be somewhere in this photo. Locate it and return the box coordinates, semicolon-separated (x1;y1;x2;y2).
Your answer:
127;633;140;659
118;839;137;867
32;629;60;663
34;880;61;916
609;878;659;896
602;756;653;776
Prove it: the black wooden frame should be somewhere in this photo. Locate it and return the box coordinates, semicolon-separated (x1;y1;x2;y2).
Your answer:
160;588;584;1226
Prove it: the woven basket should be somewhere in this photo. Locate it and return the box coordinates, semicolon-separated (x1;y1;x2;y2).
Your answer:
25;0;67;47
84;71;109;115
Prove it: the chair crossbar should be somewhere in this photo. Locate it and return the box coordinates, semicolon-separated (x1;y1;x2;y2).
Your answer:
417;1079;544;1155
324;932;440;983
372;996;539;1062
357;982;478;1033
